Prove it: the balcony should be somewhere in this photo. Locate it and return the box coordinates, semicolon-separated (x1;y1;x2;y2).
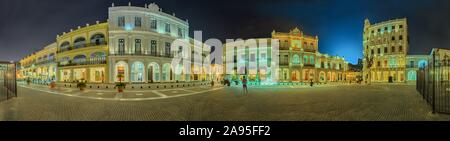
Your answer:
303;48;316;52
35;59;56;66
303;64;315;67
110;52;175;58
58;59;107;67
57;41;107;53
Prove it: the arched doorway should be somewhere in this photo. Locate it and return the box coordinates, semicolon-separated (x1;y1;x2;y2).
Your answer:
131;61;144;82
115;61;128;82
148;62;160;83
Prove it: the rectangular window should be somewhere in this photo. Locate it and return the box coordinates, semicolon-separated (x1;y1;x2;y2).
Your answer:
410;61;414;67
399;25;403;29
371;49;374;55
151;40;157;56
118;16;125;27
392;36;395;41
399;46;403;52
391;46;395;53
165;42;171;57
250;54;255;62
165;23;171;33
377;48;380;54
384;47;387;54
178;27;183;38
150;19;157;29
135;17;141;27
118;39;125;55
399;35;403;40
135;39;141;54
392;26;395;30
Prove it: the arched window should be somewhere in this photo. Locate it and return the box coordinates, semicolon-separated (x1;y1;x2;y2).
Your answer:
292;54;300;64
303;55;309;64
131;62;144;82
74;37;86;48
48;53;55;60
162;63;171;81
60;41;70;51
408;70;416;80
90;52;106;61
310;55;315;64
73;55;86;64
90;33;105;45
148;63;160;82
115;61;128;82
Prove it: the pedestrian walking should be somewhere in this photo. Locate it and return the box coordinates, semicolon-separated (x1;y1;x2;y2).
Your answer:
310;79;314;87
242;76;248;94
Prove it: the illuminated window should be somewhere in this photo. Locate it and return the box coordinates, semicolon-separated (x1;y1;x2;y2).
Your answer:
303;55;308;64
292;54;300;64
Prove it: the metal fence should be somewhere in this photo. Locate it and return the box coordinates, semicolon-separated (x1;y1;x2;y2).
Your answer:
416;52;450;114
0;61;17;102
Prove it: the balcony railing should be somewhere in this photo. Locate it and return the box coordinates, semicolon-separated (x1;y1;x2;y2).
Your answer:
58;59;107;67
58;41;107;53
303;64;315;67
35;59;56;66
110;52;175;58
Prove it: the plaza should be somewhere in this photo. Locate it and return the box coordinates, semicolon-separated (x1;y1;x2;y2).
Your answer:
1;83;450;121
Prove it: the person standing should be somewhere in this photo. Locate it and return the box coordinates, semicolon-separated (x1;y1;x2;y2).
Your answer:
310;79;314;87
242;76;248;94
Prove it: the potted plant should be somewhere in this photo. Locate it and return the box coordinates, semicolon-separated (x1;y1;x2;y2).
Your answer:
76;79;87;91
116;74;126;93
49;81;56;89
115;82;126;93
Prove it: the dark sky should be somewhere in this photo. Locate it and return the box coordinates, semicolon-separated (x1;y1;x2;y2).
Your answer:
1;0;449;64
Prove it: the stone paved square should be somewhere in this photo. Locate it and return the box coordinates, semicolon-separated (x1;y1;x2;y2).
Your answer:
2;84;450;121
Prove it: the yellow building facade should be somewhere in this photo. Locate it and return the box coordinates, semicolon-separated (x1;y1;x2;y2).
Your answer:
19;43;57;84
363;18;408;83
56;22;109;83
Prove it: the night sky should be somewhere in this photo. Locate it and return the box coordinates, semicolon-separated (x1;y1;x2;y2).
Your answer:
1;0;449;64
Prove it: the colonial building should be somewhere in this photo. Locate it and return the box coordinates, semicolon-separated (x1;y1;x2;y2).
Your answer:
18;43;57;84
363;18;408;83
224;27;350;84
19;3;209;84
